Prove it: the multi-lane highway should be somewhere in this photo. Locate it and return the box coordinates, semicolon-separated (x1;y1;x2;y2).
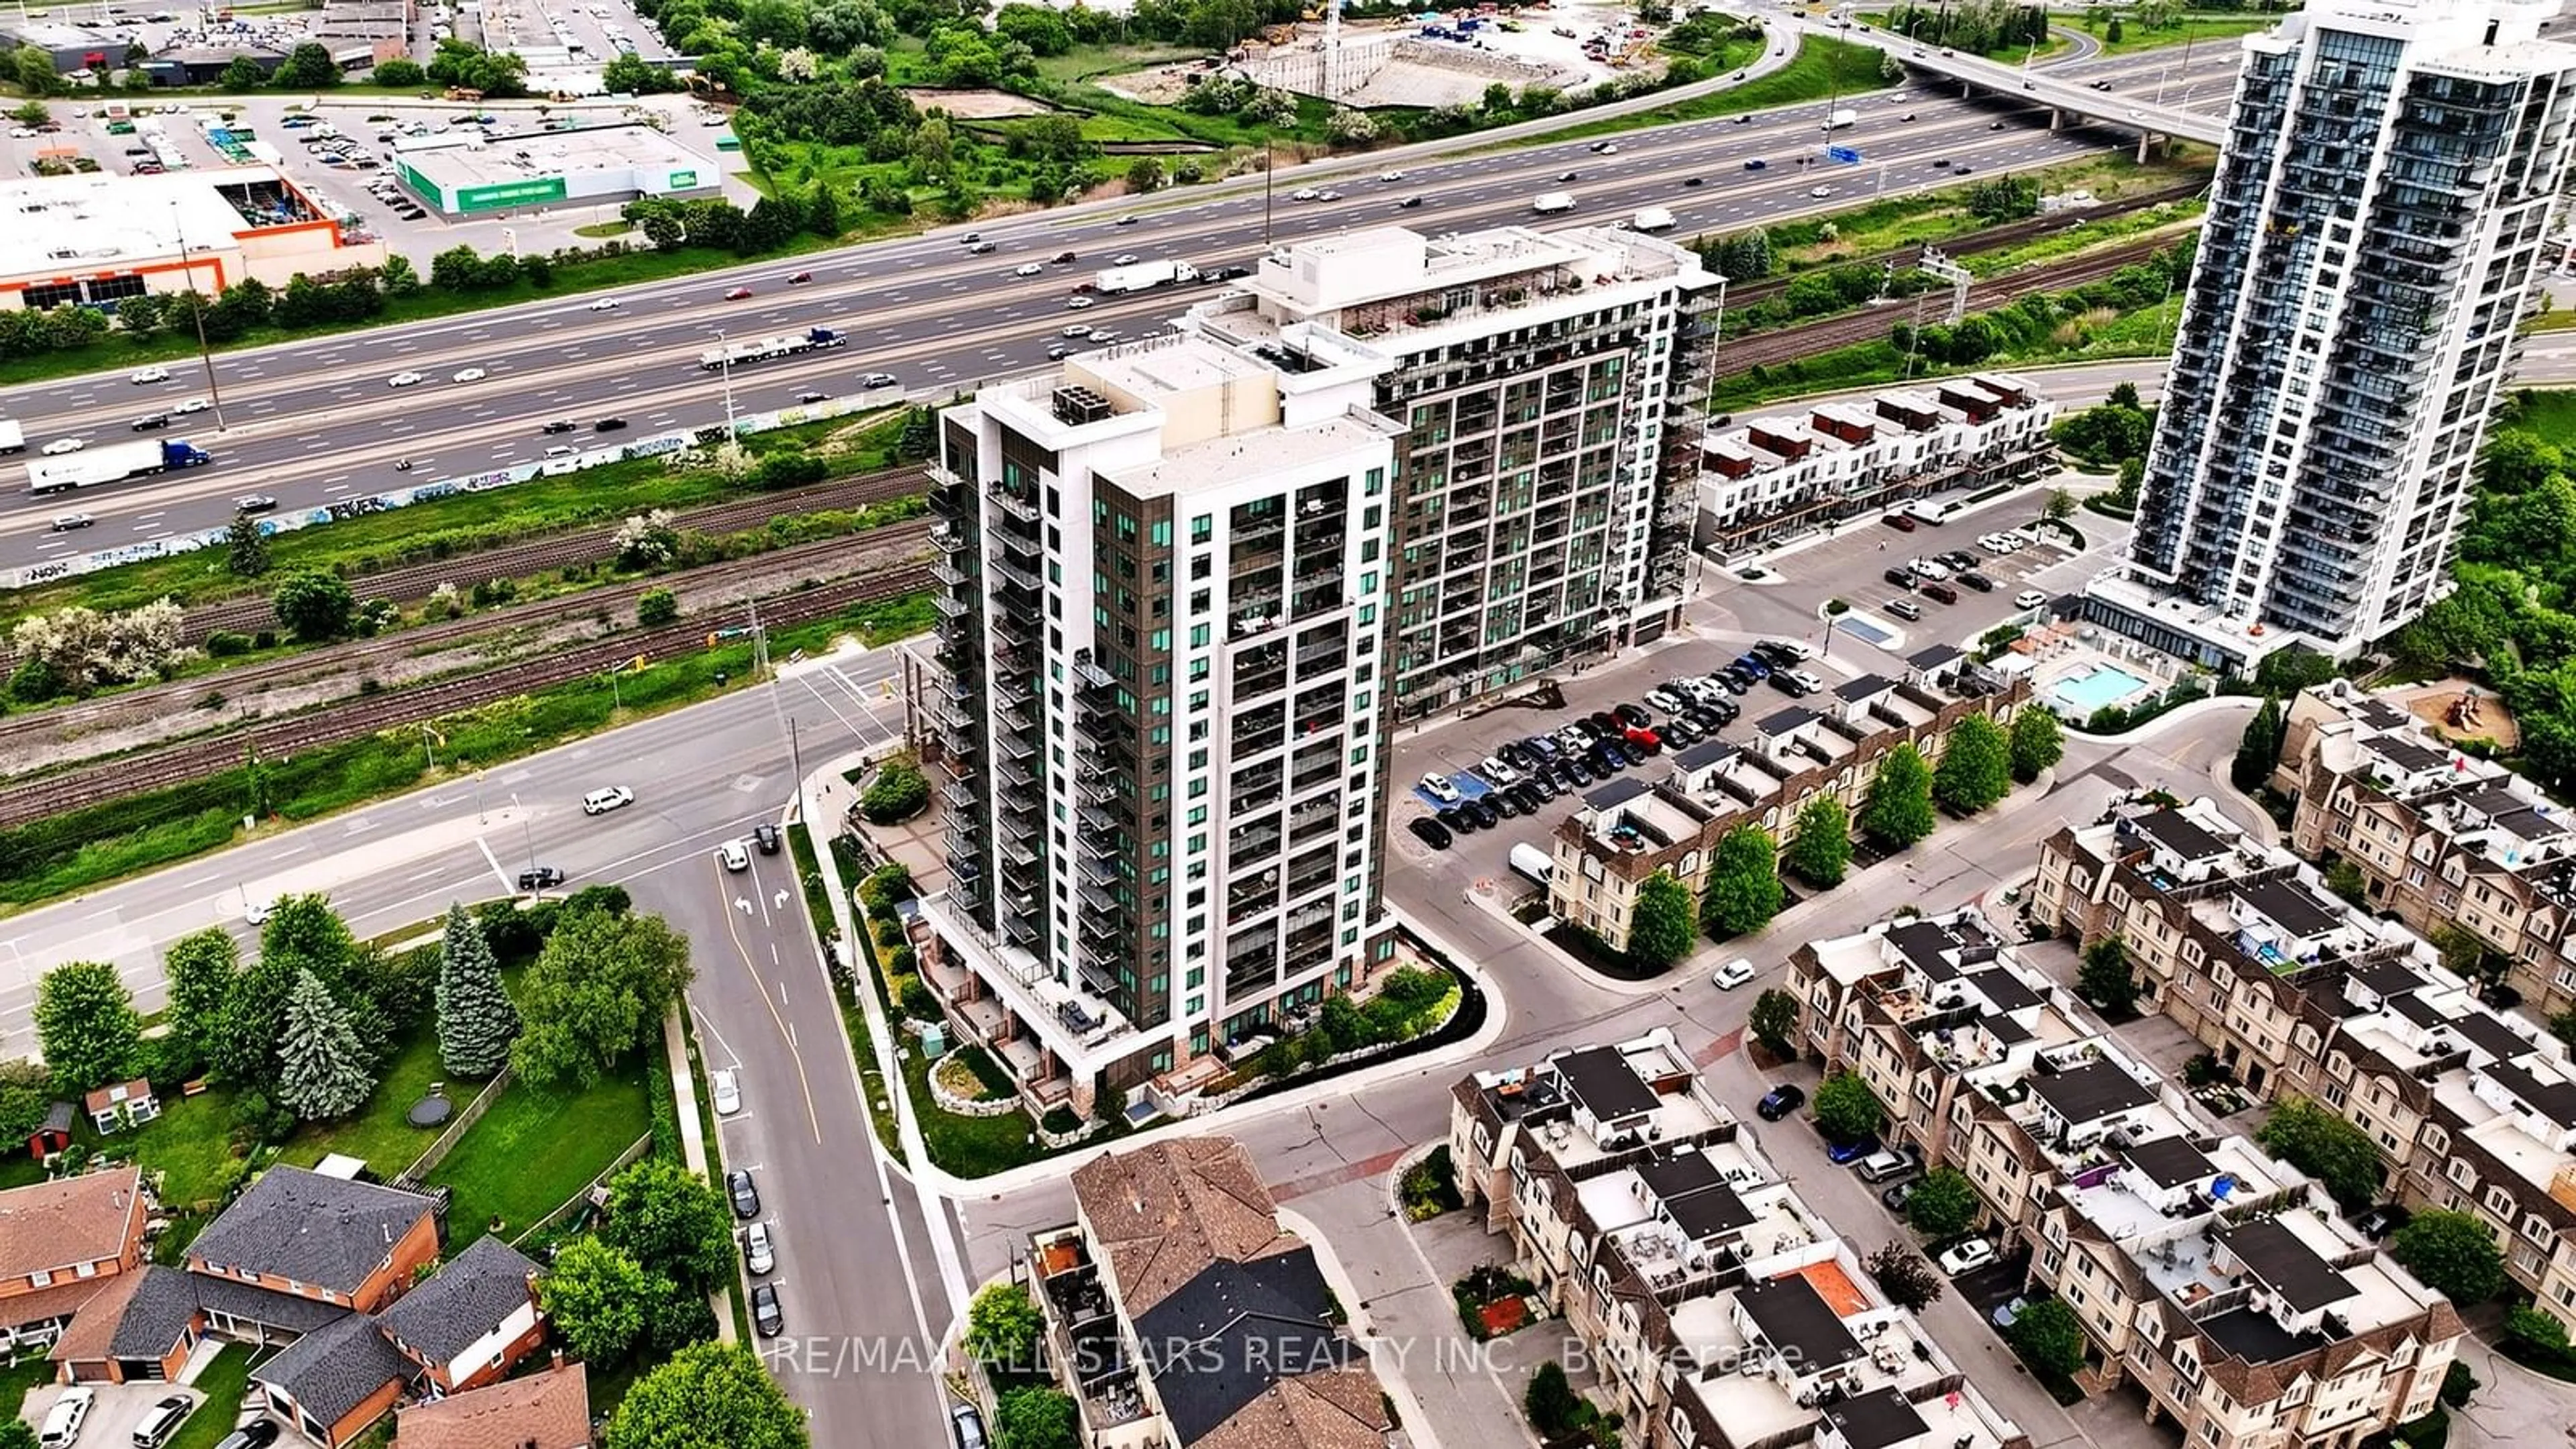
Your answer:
0;42;2244;570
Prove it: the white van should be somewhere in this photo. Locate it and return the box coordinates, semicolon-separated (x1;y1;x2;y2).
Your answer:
1507;843;1554;885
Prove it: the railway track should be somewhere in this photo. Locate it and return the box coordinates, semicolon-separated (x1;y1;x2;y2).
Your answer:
1719;236;2173;376
0;559;936;831
1716;178;2205;313
174;464;934;641
0;519;936;761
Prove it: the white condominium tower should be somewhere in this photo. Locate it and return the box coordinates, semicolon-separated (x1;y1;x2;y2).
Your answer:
2088;0;2576;670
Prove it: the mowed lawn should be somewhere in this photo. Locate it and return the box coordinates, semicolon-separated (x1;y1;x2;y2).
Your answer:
431;1051;654;1249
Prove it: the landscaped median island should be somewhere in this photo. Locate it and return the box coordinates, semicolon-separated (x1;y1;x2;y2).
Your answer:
0;888;802;1442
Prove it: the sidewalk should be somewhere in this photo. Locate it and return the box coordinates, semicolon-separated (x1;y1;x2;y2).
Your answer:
661;1004;737;1344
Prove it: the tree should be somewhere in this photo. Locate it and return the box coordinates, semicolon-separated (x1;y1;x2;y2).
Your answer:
276;968;377;1120
1904;1167;1979;1238
9;44;59;97
993;1387;1080;1449
6;100;46;127
513;908;694;1088
2324;859;2369;906
599;1157;735;1293
2006;1298;2086;1378
2390;1210;2506;1307
1124;157;1163;194
219;54;268;91
34;962;140;1094
2232;696;2284;794
2506;1305;2570;1358
2078;936;2140;1015
860;761;931;823
1784;796;1851;888
0;1419;36;1449
539;1235;653;1364
2257;1096;2382;1208
1702;824;1782;938
636;588;678;627
1859;743;1937;849
162;928;239;1080
1812;1071;1883;1144
604;1342;808;1449
272;42;342;87
1523;1360;1580;1437
2043;487;2078;523
965;1282;1044;1371
272;567;356;641
1748;988;1799;1060
372;58;426;86
1627;871;1697;972
213;894;372;1092
1933;715;2012;814
2009;706;2063;784
435;903;520;1079
223;513;271;578
1864;1241;1941;1312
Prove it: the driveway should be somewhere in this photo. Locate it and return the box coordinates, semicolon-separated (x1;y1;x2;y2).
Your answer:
23;1381;209;1448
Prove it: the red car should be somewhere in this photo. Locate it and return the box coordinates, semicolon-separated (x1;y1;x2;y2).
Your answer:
724;286;753;300
787;271;813;284
1624;724;1662;755
1882;511;1919;532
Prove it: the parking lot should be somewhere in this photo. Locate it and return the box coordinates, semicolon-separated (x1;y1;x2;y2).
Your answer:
1383;477;2127;904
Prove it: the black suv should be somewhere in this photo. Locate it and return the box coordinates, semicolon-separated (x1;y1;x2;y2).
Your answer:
517;866;566;892
753;822;782;855
1756;1084;1806;1121
1885;566;1916;589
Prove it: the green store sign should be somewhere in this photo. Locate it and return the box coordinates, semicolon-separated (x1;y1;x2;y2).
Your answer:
454;176;569;212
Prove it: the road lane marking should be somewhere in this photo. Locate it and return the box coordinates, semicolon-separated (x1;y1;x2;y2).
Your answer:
474;836;514;895
716;857;822;1144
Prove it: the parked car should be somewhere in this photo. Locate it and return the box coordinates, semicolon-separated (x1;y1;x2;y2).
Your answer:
131;1395;193;1449
727;1169;761;1218
1730;653;1772;680
1886;598;1923;622
1825;1134;1882;1165
1437;805;1474;834
2015;590;2050;610
1881;510;1919;532
951;1403;991;1449
40;1388;92;1449
1770;671;1817;698
1880;1178;1919;1212
1613;702;1650;729
713;1069;745;1116
2354;1203;2412;1240
1920;581;1960;606
1462;798;1499;829
1958;570;1995;592
1478;754;1523;787
1937;1238;1998;1275
211;1424;279;1449
1407;816;1454;851
1886;566;1917;589
744;1220;775;1275
1419;773;1463;804
1755;1084;1805;1121
1712;958;1755;991
751;1282;784;1336
1856;1150;1913;1183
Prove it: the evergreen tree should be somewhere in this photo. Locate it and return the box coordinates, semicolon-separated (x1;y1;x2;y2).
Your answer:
435;903;521;1077
2232;696;2284;793
276;969;376;1121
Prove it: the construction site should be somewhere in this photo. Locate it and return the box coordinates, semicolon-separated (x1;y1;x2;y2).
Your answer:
1110;0;1674;111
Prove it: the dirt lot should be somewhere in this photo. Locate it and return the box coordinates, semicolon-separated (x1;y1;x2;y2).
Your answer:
2397;680;2520;752
902;87;1059;119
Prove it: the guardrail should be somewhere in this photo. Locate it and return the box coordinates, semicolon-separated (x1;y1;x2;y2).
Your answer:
2;384;908;591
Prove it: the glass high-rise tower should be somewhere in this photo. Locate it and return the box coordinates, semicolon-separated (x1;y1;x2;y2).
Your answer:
2086;0;2576;671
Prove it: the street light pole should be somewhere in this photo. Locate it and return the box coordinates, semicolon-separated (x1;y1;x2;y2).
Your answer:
510;792;535;874
712;329;739;438
171;198;227;431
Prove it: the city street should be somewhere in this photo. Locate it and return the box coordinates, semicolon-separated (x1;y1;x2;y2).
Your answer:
0;44;2247;566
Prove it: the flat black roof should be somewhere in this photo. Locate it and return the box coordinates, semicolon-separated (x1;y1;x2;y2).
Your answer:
1823;1385;1929;1449
1907;643;1962;669
2130;808;2233;863
1553;1045;1660;1124
2454;1009;2540;1066
2371;737;2448;774
2236;877;2345;940
2485;1059;2576;1129
1636;1150;1724;1203
1674;738;1741;771
1758;706;1818;736
1888;918;1970;982
2348;955;2428;1000
1583;777;1650;811
1664;1179;1756;1242
2121;1136;2216;1190
1738;1273;1863;1370
2030;1059;2157;1125
1833;674;1892;703
1964;967;2042;1014
2220;1219;2355;1313
2202;1303;2326;1364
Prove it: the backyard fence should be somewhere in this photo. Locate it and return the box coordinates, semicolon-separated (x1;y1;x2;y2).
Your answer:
513;1132;654;1248
395;1066;515;1187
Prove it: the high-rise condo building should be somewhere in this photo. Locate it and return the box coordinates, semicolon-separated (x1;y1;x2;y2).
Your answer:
2086;0;2576;670
1187;223;1721;720
917;332;1405;1106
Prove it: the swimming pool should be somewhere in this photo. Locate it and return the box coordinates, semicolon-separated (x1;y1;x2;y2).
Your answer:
2049;663;2155;714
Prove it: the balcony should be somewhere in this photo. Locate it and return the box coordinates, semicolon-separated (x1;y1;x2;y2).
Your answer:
933;592;975;621
990;487;1041;525
942;774;979;811
1078;879;1122;917
988;551;1044;594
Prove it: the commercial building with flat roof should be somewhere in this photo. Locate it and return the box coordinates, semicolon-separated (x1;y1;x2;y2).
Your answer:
0;166;383;312
392;123;718;216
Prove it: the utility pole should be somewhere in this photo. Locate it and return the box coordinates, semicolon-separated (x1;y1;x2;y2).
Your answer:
712;329;739;438
1262;138;1275;248
172;198;227;431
